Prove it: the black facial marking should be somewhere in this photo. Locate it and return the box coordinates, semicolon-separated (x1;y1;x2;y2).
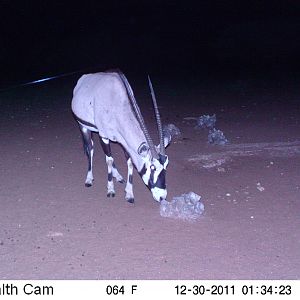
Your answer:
139;164;147;177
159;154;167;164
153;169;166;189
108;172;113;182
149;168;155;188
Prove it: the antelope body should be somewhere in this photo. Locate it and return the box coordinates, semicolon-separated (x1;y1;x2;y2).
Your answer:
71;70;171;203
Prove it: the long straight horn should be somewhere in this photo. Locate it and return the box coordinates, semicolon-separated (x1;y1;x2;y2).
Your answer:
148;76;165;156
118;72;158;159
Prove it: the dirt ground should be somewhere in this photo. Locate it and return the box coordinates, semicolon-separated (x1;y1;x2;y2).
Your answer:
0;74;299;279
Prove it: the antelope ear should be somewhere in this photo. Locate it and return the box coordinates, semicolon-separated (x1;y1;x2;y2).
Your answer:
155;134;172;153
137;142;149;157
163;134;172;148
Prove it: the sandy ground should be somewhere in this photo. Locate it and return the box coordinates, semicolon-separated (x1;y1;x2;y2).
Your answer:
0;74;299;279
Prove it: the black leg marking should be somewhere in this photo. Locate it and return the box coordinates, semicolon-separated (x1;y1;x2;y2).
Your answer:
118;178;126;184
105;155;115;198
124;150;130;161
124;156;134;203
112;162;125;183
99;137;111;157
108;172;113;182
100;137;124;185
128;174;133;184
127;198;134;204
100;138;117;197
80;125;92;168
79;124;94;187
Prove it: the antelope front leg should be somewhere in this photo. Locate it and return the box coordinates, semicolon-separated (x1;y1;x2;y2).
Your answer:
100;137;125;198
79;125;94;187
111;162;125;183
85;140;94;187
106;155;116;197
125;158;134;203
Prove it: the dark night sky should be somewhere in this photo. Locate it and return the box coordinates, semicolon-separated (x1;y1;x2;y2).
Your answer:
1;0;300;87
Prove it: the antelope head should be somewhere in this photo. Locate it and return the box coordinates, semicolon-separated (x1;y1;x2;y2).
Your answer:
119;73;171;202
138;77;171;202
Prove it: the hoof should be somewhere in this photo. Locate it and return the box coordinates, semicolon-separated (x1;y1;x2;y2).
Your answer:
126;198;134;204
107;192;115;198
85;183;93;187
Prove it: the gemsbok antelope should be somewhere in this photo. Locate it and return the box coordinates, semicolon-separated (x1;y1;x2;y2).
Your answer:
71;70;171;203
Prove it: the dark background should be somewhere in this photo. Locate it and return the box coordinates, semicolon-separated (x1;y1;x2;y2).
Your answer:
1;0;300;88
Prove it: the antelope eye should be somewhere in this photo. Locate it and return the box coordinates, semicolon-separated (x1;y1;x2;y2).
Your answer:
150;165;156;171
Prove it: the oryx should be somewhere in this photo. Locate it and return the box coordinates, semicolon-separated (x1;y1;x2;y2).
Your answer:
71;70;171;203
